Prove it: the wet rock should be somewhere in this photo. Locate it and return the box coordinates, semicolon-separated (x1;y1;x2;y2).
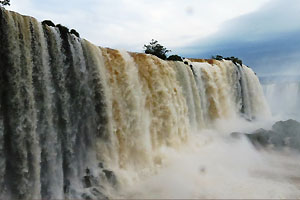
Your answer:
230;132;243;138
83;175;92;188
272;119;300;136
56;24;69;36
70;29;80;37
91;188;108;200
83;168;92;188
63;179;70;193
81;187;108;200
189;64;196;76
81;193;93;200
103;169;117;186
246;129;275;146
246;119;300;151
42;20;55;27
98;162;104;169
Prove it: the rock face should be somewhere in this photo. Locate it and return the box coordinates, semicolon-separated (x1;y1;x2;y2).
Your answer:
79;165;117;200
70;29;80;37
41;20;55;27
246;119;300;151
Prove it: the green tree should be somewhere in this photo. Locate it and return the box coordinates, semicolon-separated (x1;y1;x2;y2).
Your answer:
212;54;243;66
167;54;183;61
0;0;10;6
143;39;170;60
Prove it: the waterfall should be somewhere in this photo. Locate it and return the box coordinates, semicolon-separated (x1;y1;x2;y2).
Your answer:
262;78;300;120
0;8;270;199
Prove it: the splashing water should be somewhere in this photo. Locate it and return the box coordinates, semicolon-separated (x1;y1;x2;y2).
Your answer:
0;8;299;199
262;80;300;120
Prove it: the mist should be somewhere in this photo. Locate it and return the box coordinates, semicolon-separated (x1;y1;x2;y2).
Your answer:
117;118;300;199
262;78;300;120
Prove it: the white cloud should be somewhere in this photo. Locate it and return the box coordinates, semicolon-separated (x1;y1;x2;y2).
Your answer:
176;0;300;75
9;0;270;52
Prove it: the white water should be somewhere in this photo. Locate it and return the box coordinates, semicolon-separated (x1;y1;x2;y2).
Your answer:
263;81;300;120
1;8;300;200
118;119;300;199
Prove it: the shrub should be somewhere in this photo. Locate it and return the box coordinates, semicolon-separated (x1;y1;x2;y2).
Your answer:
167;55;183;61
143;39;170;60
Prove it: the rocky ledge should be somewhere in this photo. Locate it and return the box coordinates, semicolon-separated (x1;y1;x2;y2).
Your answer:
232;119;300;151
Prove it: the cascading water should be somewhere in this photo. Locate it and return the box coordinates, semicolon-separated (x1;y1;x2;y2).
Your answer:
262;79;300;120
2;8;294;200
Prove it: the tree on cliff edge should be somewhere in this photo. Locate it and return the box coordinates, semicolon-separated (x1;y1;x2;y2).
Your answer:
0;0;10;6
143;39;170;60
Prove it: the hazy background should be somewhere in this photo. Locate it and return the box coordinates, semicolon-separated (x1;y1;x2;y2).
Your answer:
8;0;300;76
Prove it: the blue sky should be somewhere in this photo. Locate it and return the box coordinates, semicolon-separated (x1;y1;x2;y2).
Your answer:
8;0;300;75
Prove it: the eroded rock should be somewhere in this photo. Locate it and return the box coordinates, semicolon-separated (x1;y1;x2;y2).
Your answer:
245;119;300;151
